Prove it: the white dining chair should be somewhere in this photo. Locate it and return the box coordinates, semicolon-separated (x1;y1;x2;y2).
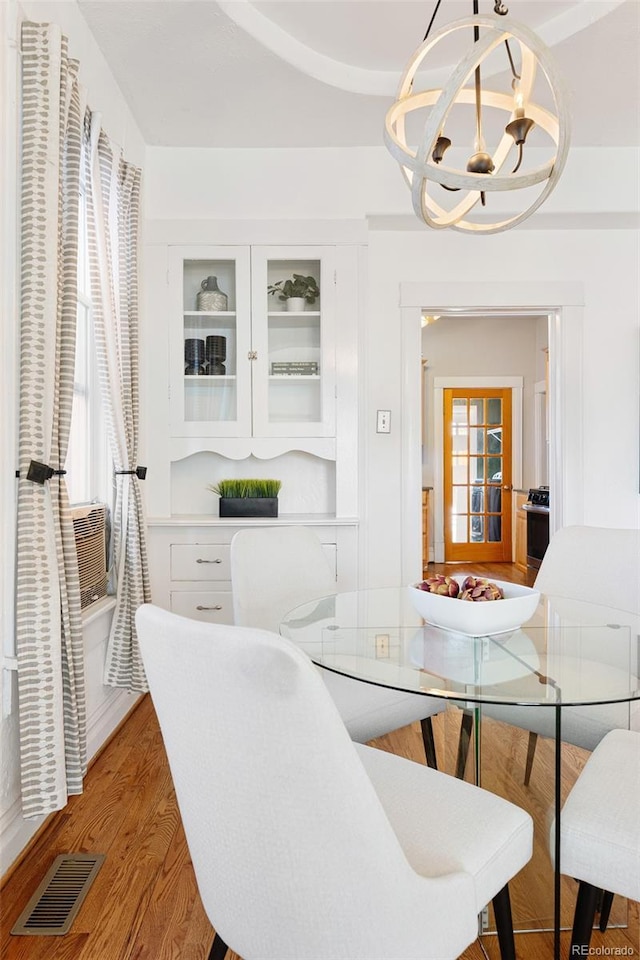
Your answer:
558;728;640;953
136;603;534;960
467;525;640;784
230;525;450;768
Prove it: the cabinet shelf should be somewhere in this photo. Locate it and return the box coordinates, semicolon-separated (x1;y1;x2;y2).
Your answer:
267;312;320;328
268;375;320;381
184;312;237;332
184;311;236;318
148;514;357;527
185;375;236;381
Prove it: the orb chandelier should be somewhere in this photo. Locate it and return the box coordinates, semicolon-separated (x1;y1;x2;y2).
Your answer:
384;0;571;234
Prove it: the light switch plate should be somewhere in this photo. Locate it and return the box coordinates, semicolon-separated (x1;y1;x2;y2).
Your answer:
376;410;391;433
375;634;390;658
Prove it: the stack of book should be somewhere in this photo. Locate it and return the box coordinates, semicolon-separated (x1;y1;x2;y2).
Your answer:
271;361;319;376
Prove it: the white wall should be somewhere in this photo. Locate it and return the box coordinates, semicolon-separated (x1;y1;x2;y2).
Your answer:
145;145;640;222
0;0;145;876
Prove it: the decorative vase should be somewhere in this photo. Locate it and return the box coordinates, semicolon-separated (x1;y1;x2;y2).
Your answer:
184;338;206;375
286;297;306;312
197;276;228;312
219;497;278;518
205;335;227;375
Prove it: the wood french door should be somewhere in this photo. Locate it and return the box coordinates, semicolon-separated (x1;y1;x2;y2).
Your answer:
443;387;513;562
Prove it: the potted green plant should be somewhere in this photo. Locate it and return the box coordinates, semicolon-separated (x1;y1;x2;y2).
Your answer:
267;274;320;312
208;478;282;518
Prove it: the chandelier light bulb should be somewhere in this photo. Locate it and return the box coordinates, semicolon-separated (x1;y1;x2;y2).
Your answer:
383;11;571;233
473;132;487;154
512;78;525;119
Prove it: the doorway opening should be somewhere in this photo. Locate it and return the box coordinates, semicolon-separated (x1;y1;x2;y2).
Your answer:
399;282;585;588
421;311;549;567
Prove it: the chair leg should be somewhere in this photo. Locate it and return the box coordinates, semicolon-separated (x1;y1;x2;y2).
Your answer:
523;731;538;786
455;710;474;779
420;716;438;769
570;881;600;955
208;931;229;960
598;890;615;932
492;883;516;960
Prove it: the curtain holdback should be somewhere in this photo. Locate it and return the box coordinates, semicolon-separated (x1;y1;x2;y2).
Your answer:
114;466;147;480
23;460;68;484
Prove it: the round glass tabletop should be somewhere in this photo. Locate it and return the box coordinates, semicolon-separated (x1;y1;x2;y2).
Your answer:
280;588;640;708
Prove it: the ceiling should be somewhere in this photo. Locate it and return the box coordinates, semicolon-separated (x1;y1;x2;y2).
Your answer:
76;0;640;149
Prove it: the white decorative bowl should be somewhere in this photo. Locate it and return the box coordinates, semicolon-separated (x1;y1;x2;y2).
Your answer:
408;577;540;637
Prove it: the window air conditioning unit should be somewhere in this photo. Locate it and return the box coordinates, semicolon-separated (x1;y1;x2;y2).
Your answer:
71;504;109;610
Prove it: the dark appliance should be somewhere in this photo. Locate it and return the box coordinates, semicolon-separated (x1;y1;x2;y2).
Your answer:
522;486;550;570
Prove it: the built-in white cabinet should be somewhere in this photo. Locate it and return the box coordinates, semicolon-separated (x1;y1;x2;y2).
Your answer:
144;231;360;613
169;245;336;440
147;519;353;626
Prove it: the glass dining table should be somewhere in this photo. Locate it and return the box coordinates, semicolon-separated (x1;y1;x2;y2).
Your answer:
280;588;640;960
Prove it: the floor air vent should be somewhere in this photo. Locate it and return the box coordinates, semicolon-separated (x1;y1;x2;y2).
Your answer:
11;853;105;936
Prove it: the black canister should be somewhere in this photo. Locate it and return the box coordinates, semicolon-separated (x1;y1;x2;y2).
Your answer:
205;335;226;375
185;338;206;375
207;361;226;376
206;335;226;361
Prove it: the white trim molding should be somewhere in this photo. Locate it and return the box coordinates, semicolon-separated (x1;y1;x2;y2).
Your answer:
534;379;548;490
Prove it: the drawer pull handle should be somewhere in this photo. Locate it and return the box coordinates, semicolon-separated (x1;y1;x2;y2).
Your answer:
196;604;223;611
196;558;222;564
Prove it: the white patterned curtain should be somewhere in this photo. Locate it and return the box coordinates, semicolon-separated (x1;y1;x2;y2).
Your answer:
85;113;151;693
17;22;87;818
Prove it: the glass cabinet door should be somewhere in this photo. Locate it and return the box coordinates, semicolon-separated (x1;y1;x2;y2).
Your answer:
169;246;251;437
250;246;336;438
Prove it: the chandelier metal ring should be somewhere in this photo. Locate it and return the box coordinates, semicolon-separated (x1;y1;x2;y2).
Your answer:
384;13;571;233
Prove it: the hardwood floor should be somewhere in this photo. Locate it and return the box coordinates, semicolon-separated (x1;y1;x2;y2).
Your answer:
424;560;538;589
1;565;637;960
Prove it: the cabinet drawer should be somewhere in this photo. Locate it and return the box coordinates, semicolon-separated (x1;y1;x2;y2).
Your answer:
170;590;233;624
170;544;231;581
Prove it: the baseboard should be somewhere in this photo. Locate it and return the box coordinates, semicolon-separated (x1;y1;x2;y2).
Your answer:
85;689;142;763
0;799;49;882
0;692;144;882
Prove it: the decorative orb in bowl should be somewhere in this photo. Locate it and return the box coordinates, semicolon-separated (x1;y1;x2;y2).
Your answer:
408;577;540;637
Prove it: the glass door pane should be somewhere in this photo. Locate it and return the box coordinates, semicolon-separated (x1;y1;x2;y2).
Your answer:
169;245;251;438
250;246;335;439
183;258;237;423
266;258;322;424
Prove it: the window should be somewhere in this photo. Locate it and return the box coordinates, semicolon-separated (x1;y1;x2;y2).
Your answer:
65;186;111;507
